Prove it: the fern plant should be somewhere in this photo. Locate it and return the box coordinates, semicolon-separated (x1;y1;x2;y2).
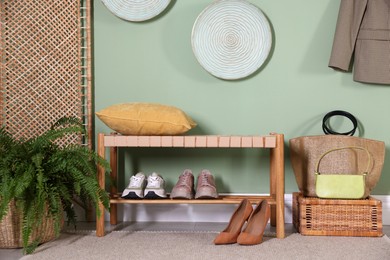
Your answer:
0;117;110;254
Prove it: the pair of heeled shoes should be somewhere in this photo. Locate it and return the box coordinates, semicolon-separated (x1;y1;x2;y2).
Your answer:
214;199;270;245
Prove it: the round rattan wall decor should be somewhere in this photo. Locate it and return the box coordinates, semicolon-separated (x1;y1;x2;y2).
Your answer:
101;0;171;22
191;0;272;80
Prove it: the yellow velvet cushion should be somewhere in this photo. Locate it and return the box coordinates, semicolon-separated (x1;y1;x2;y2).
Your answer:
96;103;197;135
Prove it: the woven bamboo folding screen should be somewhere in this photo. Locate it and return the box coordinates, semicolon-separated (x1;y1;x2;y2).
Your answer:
0;0;92;147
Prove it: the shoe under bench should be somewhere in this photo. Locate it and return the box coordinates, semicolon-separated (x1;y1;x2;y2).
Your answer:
96;132;285;239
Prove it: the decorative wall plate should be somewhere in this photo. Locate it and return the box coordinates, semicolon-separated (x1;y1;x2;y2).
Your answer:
101;0;171;22
191;0;272;80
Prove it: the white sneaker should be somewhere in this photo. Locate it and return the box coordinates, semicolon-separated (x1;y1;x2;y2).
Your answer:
144;172;167;199
121;172;146;199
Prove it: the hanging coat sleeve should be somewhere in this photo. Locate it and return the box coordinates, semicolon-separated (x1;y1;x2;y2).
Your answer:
328;0;367;71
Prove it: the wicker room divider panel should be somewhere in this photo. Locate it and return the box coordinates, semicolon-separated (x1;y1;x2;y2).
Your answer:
0;0;92;147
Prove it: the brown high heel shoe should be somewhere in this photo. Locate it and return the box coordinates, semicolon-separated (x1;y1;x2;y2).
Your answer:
237;199;270;245
213;199;253;245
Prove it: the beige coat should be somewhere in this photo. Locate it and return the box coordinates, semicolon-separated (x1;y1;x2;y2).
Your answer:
329;0;390;84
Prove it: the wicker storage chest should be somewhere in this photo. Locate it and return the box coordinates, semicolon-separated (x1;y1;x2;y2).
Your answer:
292;192;383;237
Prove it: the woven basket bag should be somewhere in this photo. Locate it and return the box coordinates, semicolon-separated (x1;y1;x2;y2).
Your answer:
289;135;385;198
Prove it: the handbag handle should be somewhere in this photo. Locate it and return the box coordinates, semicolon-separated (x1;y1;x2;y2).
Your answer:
315;146;372;175
322;110;358;136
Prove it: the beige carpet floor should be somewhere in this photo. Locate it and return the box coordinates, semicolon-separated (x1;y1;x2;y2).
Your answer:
20;231;390;260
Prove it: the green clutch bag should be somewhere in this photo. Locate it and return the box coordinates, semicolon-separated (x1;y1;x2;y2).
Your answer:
315;146;371;199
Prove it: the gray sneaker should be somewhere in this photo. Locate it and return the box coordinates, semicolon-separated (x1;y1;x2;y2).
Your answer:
195;169;218;199
170;169;194;199
144;172;167;199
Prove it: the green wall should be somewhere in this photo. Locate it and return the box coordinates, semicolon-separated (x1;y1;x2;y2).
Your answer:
93;0;390;195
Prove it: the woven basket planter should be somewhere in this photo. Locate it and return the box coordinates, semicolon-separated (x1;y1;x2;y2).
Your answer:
0;200;62;249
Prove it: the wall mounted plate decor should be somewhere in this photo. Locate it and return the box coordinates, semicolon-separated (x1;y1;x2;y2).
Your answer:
191;0;272;80
101;0;171;22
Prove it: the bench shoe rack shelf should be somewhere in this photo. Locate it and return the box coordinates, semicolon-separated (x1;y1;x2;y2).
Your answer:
96;132;285;238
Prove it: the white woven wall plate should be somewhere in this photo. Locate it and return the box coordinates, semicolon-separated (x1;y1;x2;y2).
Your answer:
101;0;171;22
191;0;272;80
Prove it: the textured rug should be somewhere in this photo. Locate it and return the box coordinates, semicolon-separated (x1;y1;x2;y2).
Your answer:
21;231;390;260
